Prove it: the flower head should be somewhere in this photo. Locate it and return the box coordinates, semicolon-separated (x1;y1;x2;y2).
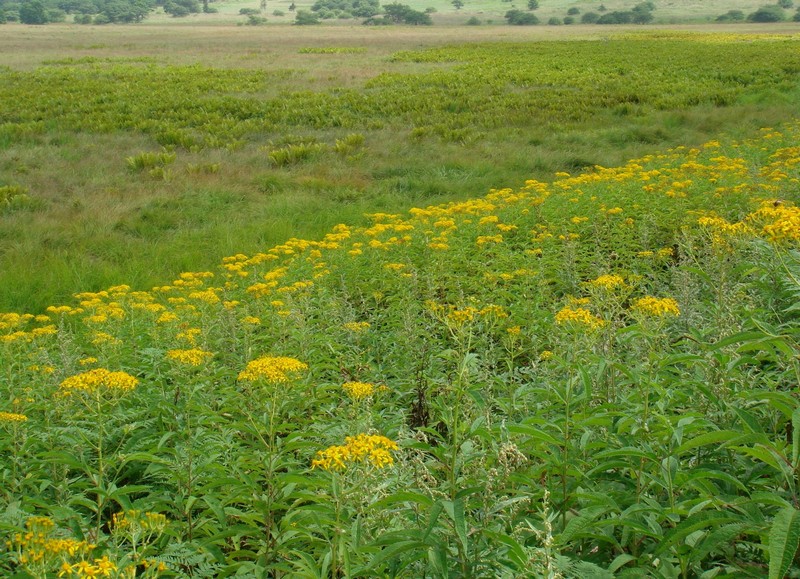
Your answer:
631;296;680;318
343;381;375;401
237;356;308;383
58;369;138;397
312;433;399;471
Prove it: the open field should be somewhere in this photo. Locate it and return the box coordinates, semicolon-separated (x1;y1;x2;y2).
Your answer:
1;103;799;578
1;24;799;312
1;23;800;577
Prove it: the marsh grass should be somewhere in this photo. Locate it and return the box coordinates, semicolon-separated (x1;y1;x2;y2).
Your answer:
0;25;799;311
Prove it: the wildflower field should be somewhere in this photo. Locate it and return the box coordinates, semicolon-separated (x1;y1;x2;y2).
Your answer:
1;25;800;578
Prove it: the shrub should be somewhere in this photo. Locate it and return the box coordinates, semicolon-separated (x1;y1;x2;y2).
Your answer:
239;7;260;14
795;7;800;20
164;0;200;16
245;13;267;23
526;0;537;9
19;0;48;23
547;16;561;24
310;0;379;17
294;9;319;23
747;4;785;21
505;8;537;24
74;12;92;22
466;15;480;24
563;15;574;24
272;8;283;14
778;0;792;7
581;11;598;23
716;9;745;21
567;6;578;15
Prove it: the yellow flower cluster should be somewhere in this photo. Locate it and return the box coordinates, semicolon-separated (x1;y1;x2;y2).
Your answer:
7;517;95;574
343;321;370;332
112;510;169;539
0;411;28;423
750;202;800;243
58;369;138;397
342;381;375;401
631;296;681;317
312;433;399;471
554;306;605;330
588;274;627;290
237;356;308;383
58;555;116;578
166;348;214;367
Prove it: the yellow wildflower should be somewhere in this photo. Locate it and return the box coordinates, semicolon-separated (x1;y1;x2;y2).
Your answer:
58;369;138;397
238;356;308;383
312;433;399;471
166;349;214;367
343;321;370;332
631;296;680;317
0;411;28;423
554;306;605;330
343;381;375;401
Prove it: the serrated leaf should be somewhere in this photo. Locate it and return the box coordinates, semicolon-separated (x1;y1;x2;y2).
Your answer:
769;506;800;579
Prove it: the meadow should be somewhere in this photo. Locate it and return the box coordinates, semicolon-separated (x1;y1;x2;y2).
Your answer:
1;24;799;312
1;24;800;578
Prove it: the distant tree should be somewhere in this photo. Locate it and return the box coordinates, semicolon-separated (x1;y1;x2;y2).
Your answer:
747;4;785;21
716;9;745;21
526;0;537;9
295;8;319;22
288;1;295;9
19;0;48;22
631;1;654;22
566;6;578;15
311;0;379;18
563;14;574;23
164;0;200;17
581;11;598;23
379;3;431;23
597;10;632;23
547;15;561;24
452;0;463;9
795;6;800;20
505;8;537;23
466;14;479;23
598;4;606;11
778;0;792;7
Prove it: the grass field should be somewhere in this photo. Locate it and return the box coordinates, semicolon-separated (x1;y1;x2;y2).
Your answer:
1;23;799;313
0;22;800;576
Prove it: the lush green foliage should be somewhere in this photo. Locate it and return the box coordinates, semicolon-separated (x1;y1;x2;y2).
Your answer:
1;114;799;576
310;0;379;19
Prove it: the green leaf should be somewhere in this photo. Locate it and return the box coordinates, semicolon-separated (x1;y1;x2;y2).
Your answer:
675;430;740;455
769;506;800;579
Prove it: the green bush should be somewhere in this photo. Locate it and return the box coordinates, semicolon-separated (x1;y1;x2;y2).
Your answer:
581;11;598;23
466;15;480;24
747;4;785;21
505;8;538;24
294;9;319;23
716;9;745;21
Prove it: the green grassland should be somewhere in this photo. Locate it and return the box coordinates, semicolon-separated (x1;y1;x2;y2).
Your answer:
1;25;799;312
0;87;799;577
1;19;800;579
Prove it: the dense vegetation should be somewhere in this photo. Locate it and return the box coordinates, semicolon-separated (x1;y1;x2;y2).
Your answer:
1;109;799;576
1;33;799;313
